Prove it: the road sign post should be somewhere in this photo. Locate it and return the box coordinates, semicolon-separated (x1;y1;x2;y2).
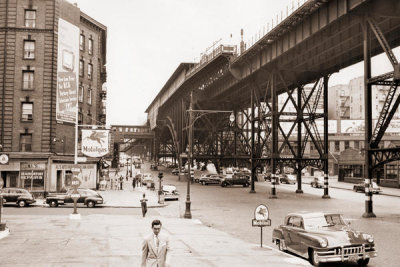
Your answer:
70;166;82;219
252;204;271;248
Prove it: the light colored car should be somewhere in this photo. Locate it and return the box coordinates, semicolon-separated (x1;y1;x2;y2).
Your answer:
279;174;296;184
162;184;179;200
353;182;382;194
142;173;153;186
272;212;377;266
311;177;324;188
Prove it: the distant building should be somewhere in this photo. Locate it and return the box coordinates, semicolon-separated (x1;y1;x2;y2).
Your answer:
0;0;107;195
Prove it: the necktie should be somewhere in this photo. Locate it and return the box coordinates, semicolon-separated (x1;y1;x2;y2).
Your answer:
155;236;159;248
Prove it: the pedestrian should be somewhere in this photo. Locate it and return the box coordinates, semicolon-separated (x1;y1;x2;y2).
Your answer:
132;178;136;190
140;193;148;217
141;219;170;267
119;175;123;190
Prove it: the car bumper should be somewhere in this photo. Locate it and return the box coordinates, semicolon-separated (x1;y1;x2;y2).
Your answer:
164;194;179;200
316;246;377;263
26;199;36;204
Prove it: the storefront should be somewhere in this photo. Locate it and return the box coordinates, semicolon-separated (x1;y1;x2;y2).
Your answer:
50;163;97;192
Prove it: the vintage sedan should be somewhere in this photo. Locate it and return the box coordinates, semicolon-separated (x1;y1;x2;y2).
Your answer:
272;212;377;266
353;182;382;194
162;184;179;200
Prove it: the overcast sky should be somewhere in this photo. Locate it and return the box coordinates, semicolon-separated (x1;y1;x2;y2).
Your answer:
73;0;398;126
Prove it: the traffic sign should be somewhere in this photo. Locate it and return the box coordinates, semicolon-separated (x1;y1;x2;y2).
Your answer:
252;204;271;248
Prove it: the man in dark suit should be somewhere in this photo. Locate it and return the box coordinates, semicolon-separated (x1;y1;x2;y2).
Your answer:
141;219;170;267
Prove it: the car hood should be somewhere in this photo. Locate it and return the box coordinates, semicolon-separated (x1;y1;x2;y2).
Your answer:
304;225;368;247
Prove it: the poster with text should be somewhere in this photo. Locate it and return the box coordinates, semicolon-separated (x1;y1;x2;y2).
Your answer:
56;18;79;123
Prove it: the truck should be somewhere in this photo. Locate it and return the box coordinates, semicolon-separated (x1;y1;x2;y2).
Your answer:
45;188;104;208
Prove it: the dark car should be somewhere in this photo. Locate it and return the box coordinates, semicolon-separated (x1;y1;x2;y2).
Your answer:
272;212;377;266
353;182;382;194
0;187;36;207
220;175;250;187
45;188;103;208
199;174;224;185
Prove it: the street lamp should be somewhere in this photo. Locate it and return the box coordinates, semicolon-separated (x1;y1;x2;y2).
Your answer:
184;91;234;219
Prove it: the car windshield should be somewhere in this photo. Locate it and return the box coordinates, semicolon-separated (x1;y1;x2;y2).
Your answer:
303;214;345;229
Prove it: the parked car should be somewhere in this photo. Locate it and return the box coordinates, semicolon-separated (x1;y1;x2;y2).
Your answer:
311;177;324;188
279;174;296;184
353;182;382;194
0;187;36;207
171;168;179;175
272;212;377;266
150;163;158;170
162;184;179;200
199;174;224;185
142;173;154;186
220;175;250;187
45;188;103;208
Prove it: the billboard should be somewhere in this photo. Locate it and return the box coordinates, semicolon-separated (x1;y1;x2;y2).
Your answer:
279;120;337;136
341;120;364;134
56;18;79;123
81;129;110;157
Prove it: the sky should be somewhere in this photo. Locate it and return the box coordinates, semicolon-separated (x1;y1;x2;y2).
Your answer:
73;0;398;126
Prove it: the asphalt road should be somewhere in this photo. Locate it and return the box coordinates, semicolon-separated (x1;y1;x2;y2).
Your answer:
157;167;400;267
2;166;399;267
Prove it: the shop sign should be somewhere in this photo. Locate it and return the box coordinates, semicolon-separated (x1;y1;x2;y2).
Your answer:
20;162;46;170
81;129;109;157
20;171;44;180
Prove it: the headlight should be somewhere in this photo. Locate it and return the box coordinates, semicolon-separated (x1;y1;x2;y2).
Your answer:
363;234;374;243
319;240;328;247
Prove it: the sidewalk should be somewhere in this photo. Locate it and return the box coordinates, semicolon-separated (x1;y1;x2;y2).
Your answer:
302;176;400;197
0;213;311;266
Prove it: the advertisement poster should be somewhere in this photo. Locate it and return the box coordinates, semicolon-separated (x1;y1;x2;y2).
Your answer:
341;120;364;134
81;129;110;157
54;164;97;189
56;18;79;123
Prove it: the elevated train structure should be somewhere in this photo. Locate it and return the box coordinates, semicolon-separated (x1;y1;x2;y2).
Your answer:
146;0;400;217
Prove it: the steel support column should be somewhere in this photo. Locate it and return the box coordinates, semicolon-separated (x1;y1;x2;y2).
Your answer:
296;86;303;193
322;75;330;198
363;17;376;218
250;87;256;193
270;74;278;198
184;91;193;219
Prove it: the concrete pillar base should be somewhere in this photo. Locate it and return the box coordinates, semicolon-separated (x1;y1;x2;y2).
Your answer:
184;201;192;219
249;190;256;193
269;195;278;199
295;189;303;194
322;194;331;199
0;222;6;231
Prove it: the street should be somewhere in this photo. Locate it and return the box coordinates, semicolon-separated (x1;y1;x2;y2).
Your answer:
156;165;400;267
1;163;399;266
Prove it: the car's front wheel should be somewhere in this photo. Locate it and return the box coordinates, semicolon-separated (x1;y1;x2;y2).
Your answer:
357;258;370;266
221;182;227;187
18;200;26;207
49;200;58;207
86;201;95;208
309;248;321;267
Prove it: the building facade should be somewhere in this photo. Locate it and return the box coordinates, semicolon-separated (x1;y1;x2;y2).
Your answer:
0;0;107;195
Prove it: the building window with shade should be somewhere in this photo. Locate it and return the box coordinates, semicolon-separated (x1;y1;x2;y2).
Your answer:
88;38;93;55
80;34;85;51
79;60;84;77
23;40;35;59
24;10;36;28
88;63;93;80
78;83;84;102
87;87;92;105
22;70;34;90
20;133;32;152
21;102;33;122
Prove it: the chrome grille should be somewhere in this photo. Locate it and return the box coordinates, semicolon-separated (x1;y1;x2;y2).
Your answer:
343;246;362;255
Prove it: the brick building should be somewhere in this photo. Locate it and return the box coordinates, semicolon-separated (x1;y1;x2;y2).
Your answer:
0;0;107;195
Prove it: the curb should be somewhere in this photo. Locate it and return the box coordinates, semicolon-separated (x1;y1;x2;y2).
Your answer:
0;228;10;240
37;203;168;209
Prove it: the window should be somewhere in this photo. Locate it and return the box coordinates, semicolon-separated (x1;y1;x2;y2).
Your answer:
79;60;84;77
24;10;36;27
88;63;93;80
344;141;350;149
21;102;33;121
88;38;93;55
20;134;32;152
80;34;85;51
78;83;84;102
23;40;35;59
335;141;340;152
354;141;359;149
87;87;92;104
87;112;92;124
22;70;34;90
78;108;83;124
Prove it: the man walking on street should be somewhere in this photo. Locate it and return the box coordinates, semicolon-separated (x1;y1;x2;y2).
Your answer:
141;219;170;267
